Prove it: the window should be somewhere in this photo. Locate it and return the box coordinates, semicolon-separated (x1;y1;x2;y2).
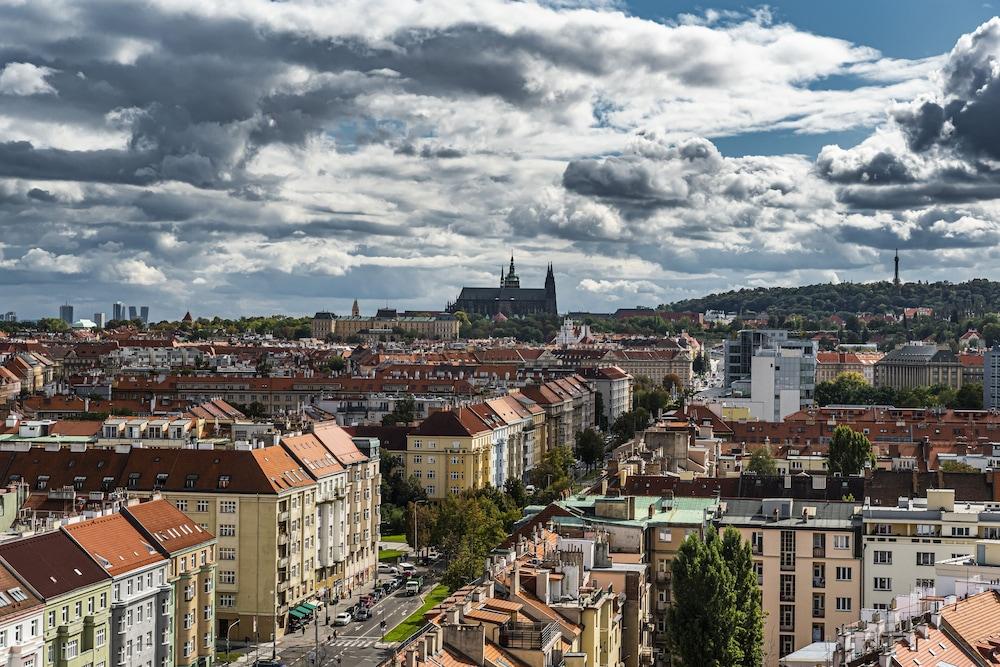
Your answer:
96;627;106;647
412;455;422;464
74;601;82;618
836;566;852;581
0;630;6;648
220;571;236;584
916;523;936;536
73;476;86;491
203;605;212;620
952;526;971;537
127;473;140;489
220;501;236;513
204;632;212;648
780;574;795;602
834;535;850;550
916;578;935;589
751;532;763;554
155;473;168;487
873;577;892;591
36;476;49;490
873;550;892;565
753;561;763;585
780;635;795;658
836;597;852;612
220;524;236;537
916;552;935;566
63;640;79;660
217;475;230;489
196;500;209;512
218;594;235;608
48;611;55;628
874;523;892;535
60;606;68;623
220;548;236;560
185;474;198;488
175;500;188;512
425;470;435;479
779;604;794;631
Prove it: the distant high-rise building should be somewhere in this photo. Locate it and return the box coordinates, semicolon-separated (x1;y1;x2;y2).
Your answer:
128;306;138;321
139;305;149;323
59;304;74;324
113;301;126;321
1;311;15;322
94;312;106;329
985;348;1000;410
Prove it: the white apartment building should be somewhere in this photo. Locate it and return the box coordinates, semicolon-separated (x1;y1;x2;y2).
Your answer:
861;489;1000;608
749;345;817;422
0;563;44;667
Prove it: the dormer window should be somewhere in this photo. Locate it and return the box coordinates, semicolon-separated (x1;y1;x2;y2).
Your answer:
73;476;86;491
36;476;49;491
155;473;168;488
217;475;230;489
184;474;198;489
127;472;140;489
102;476;114;490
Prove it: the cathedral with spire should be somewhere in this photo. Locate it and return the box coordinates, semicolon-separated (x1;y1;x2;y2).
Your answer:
447;255;558;316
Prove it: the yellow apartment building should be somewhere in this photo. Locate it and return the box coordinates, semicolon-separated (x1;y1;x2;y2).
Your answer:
406;408;493;500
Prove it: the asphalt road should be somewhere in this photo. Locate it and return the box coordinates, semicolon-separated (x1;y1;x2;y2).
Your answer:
274;572;438;667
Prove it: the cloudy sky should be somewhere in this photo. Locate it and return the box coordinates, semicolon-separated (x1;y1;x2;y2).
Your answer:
3;0;1000;320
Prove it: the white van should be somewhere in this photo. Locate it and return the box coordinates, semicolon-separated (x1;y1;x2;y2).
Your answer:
377;564;399;576
398;562;417;576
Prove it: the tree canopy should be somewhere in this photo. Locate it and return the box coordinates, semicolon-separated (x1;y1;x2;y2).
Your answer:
828;425;874;475
746;446;778;476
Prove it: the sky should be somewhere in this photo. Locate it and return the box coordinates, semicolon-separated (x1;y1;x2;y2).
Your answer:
3;1;1000;320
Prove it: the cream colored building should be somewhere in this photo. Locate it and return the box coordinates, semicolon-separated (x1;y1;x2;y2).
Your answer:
861;489;1000;609
716;499;863;667
406;407;493;500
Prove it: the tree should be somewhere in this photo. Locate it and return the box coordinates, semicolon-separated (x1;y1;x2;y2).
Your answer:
36;317;69;332
954;383;984;410
746;446;778;476
720;528;764;667
503;478;528;508
610;408;651;445
662;373;683;393
828;425;874;475
666;527;740;666
575;428;605;469
382;395;417;426
594;392;606;430
940;460;979;473
692;351;707;376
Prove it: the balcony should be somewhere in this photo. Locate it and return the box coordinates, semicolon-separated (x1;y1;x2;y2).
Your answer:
813;577;825;588
812;607;825;619
278;532;288;546
278;511;289;522
780;621;794;633
655;571;669;583
278;557;288;569
499;622;559;651
780;590;795;603
813;547;826;558
639;647;654;666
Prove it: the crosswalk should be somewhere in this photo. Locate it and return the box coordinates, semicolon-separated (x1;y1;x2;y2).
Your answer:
329;637;378;648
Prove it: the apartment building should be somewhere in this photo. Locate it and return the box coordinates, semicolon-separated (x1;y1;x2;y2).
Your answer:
0;562;44;667
861;489;1000;609
0;532;113;667
309;423;379;593
311;311;460;340
63;514;173;667
519;376;594;452
985;346;1000;409
406;408;493;501
580;366;633;428
123;499;217;667
815;351;882;384
119;447;316;642
715;498;863;667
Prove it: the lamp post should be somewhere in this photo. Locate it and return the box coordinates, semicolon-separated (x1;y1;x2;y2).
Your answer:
412;500;427;561
225;619;240;665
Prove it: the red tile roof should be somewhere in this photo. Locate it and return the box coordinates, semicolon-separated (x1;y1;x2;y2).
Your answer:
63;513;166;576
124;498;215;554
0;531;109;599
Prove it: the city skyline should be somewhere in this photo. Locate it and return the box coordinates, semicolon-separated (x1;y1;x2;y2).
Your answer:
3;2;1000;318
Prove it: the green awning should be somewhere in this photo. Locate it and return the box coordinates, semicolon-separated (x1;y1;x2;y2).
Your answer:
293;604;314;616
300;602;318;611
288;608;306;619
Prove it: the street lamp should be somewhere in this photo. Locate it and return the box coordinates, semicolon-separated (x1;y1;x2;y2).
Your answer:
412;500;427;561
225;619;241;665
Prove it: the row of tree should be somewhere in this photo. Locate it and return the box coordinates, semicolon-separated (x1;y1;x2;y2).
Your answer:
816;372;983;409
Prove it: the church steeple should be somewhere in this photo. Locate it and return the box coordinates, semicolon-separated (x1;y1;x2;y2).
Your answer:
351;299;360;317
503;253;520;288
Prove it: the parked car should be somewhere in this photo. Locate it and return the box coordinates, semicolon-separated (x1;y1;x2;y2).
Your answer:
354;607;371;621
254;661;287;667
334;612;353;626
398;562;417;576
378;564;399;576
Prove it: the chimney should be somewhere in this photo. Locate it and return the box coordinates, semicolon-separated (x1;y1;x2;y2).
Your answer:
647;503;656;519
601;478;608;496
618;468;628;490
512;562;520;596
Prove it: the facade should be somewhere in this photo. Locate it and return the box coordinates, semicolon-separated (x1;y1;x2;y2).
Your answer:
0;562;44;667
873;344;962;390
748;343;818;422
815;351;882;384
861;489;1000;609
63;514;173;667
406;408;493;501
715;499;863;667
0;532;113;667
123;499;217;667
311;310;460;341
724;329;792;388
985;347;1000;409
447;257;557;316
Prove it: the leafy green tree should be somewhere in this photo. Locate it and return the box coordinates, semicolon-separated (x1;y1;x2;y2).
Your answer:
940;460;979;473
662;373;683;393
955;383;984;409
575;428;605;469
692;351;708;376
746;446;778;476
382;395;417;425
667;527;740;666
503;478;528;508
610;408;651;445
37;317;69;332
828;425;874;475
594;392;606;430
720;528;764;667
